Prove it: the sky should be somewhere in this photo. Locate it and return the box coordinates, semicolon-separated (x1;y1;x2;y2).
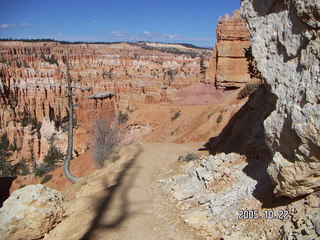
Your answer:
0;0;241;48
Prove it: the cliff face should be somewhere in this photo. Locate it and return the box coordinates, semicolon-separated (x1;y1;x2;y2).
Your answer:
0;41;211;165
241;0;320;198
210;10;252;90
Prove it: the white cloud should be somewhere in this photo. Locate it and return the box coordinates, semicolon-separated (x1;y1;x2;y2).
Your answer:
143;30;151;36
20;23;30;26
111;31;126;38
138;31;182;41
0;24;16;29
168;34;182;39
58;33;63;37
106;30;183;42
0;23;30;29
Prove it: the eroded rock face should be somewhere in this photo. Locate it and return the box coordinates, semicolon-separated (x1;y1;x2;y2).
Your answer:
210;10;252;89
0;41;210;165
241;0;320;198
0;184;65;239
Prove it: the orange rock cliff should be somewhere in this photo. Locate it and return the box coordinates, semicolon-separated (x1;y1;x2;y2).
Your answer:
210;10;252;89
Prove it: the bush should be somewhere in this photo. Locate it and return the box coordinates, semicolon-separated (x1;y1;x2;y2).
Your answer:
166;69;178;86
16;60;22;68
41;54;59;66
34;135;64;177
12;157;29;175
118;111;129;124
43;136;65;167
244;46;263;80
41;174;52;184
18;110;42;133
178;152;198;162
93;119;120;168
0;134;12;176
171;111;181;121
34;163;52;178
237;83;260;99
216;114;223;123
7;89;18;108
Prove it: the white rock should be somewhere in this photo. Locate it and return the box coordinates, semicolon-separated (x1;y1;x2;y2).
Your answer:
241;0;320;198
0;184;65;240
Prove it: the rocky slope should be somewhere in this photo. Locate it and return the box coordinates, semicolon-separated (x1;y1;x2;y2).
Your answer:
164;152;320;240
162;1;320;238
0;41;211;168
241;0;320;198
210;10;253;89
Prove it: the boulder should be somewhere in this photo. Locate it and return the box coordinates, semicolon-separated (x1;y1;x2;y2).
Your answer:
0;184;65;240
89;92;115;100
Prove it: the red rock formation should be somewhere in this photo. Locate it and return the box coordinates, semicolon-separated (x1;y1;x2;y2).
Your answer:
0;41;211;168
210;10;252;89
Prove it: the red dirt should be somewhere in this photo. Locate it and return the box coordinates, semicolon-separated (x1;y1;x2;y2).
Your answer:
10;151;98;193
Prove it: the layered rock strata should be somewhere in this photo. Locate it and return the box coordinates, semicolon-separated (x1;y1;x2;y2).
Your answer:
210;10;252;89
0;41;210;165
241;0;320;198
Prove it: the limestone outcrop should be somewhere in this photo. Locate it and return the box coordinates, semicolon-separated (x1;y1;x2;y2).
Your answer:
241;0;320;198
0;184;65;239
164;152;320;239
210;10;252;89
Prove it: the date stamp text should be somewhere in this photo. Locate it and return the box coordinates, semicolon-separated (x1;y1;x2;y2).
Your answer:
238;209;289;220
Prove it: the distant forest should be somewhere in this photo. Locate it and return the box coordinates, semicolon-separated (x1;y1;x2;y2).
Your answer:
0;38;211;50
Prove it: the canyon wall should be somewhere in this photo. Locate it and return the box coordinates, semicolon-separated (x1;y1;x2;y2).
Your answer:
241;0;320;198
0;41;210;166
210;10;252;89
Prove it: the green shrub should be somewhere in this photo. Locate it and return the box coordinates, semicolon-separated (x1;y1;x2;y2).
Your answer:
41;54;59;66
34;163;52;178
199;55;207;75
16;60;22;68
0;57;6;63
41;174;52;184
166;69;178;86
13;157;29;175
7;89;18;108
244;46;263;80
237;83;260;100
34;135;64;177
118;111;129;124
23;61;29;68
43;136;65;167
0;134;12;176
171;111;181;121
18;110;42;132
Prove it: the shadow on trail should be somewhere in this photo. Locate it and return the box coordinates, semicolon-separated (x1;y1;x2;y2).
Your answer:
80;148;142;239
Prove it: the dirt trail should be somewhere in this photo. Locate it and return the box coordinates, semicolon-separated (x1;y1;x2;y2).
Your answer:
46;142;207;240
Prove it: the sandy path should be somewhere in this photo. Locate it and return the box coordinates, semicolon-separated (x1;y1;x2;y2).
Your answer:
46;142;205;240
89;142;203;240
